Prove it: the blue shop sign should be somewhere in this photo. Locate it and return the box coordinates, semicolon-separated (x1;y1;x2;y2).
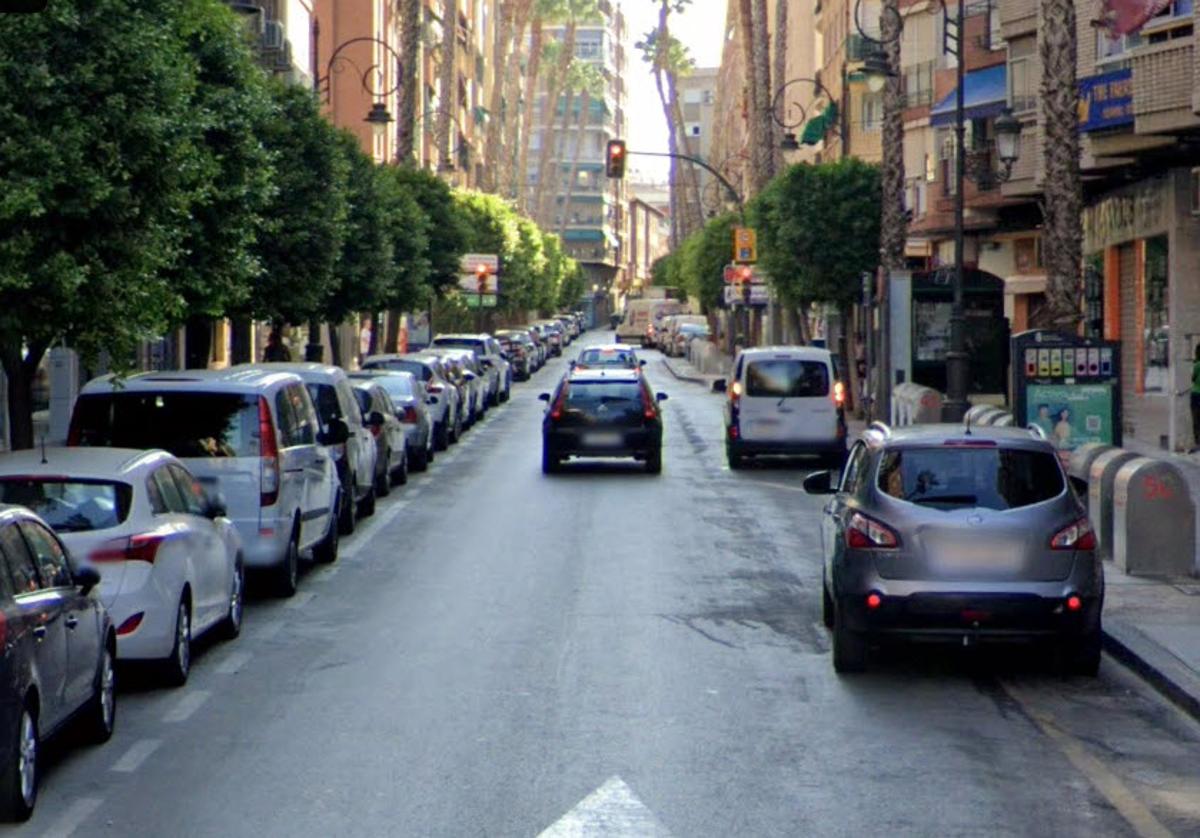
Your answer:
1078;68;1133;132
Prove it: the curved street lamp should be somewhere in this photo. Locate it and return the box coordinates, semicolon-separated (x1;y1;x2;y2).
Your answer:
772;76;845;150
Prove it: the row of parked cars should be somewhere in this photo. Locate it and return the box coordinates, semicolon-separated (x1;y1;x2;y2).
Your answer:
646;313;710;358
0;314;587;821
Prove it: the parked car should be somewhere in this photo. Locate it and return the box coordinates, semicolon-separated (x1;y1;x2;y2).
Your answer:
70;368;340;597
671;322;711;358
554;314;580;341
524;324;550;367
350;380;409;492
573;344;643;371
715;346;847;470
495;330;536;381
430;334;511;405
350;371;434;472
803;423;1104;675
427;348;488;424
0;447;244;685
661;314;706;355
250;363;377;535
532;321;564;357
362;353;461;449
539;368;667;475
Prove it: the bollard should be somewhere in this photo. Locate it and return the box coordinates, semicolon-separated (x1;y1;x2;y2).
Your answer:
1068;443;1113;483
964;404;995;426
1088;448;1139;562
972;406;1006;426
1113;457;1196;576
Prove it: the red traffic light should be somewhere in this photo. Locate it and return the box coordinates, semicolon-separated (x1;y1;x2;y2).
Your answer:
605;140;627;179
738;266;753;282
475;263;489;278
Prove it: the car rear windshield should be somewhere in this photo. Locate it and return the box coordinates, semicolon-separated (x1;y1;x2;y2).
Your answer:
877;446;1065;511
364;359;431;382
577;349;636;368
745;360;829;397
72;392;259;458
0;478;133;532
565;381;644;416
432;338;483;353
374;375;414;401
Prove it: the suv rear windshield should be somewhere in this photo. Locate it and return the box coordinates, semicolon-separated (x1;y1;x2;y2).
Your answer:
878;446;1065;511
71;392;259;458
0;478;133;532
745;360;829;398
565;381;644;417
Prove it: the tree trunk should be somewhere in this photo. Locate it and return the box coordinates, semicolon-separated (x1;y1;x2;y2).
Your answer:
368;312;381;356
670;83;704;238
500;0;534;198
531;22;577;223
877;0;906;420
229;317;253;365
739;0;765;197
184;316;213;370
516;15;544;210
436;0;459;172
396;0;422;165
386;309;402;353
2;339;49;451
483;1;515;191
558;87;591;236
771;0;788;174
1037;0;1083;329
327;322;343;368
654;1;682;248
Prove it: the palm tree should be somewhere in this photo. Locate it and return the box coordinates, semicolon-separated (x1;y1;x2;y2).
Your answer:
517;0;563;209
558;63;606;236
544;59;587;228
877;0;907;418
483;1;516;192
749;0;774;189
771;0;787;175
498;0;535;196
436;0;459;172
1038;0;1083;328
396;0;422;165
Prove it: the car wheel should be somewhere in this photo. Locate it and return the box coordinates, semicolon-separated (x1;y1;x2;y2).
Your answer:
727;442;745;470
822;572;835;629
832;606;867;674
375;453;391;498
437;419;452;449
358;484;376;518
162;597;192;687
275;527;301;598
313;509;339;565
0;703;37;822
645;447;663;475
218;560;246;636
541;443;560;475
393;450;409;486
411;445;429;473
82;639;116;743
1061;627;1102;677
337;475;357;535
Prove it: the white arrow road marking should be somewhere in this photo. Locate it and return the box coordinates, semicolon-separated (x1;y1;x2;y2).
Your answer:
40;796;103;838
538;776;672;837
163;689;211;724
111;738;162;773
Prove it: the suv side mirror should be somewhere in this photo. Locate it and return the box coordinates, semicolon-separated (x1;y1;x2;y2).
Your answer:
803;470;836;495
711;378;727;393
204;491;228;520
319;418;350;446
75;565;101;596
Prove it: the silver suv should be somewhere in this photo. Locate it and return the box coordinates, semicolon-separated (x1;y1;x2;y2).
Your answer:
804;423;1103;675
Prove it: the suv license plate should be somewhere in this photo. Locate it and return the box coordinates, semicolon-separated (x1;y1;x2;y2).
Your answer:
583;431;623;447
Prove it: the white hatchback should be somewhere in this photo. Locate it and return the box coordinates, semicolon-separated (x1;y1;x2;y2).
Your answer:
0;447;244;686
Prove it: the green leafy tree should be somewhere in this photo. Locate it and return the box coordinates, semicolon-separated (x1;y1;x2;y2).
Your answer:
390;166;469;298
650;254;675;288
680;212;738;313
0;0;205;447
375;167;432;315
510;215;550;312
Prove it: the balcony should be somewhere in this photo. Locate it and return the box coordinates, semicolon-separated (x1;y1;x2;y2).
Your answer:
1130;38;1200;133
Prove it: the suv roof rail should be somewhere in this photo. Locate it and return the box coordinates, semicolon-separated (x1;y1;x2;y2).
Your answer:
868;421;892;437
1027;423;1048;440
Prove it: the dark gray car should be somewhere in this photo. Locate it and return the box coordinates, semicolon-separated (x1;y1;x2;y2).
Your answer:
804;423;1103;675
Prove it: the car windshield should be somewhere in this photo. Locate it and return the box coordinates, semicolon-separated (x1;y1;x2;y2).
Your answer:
364;359;431;381
877;446;1065;511
0;478;133;532
745;360;829;398
306;383;345;425
576;349;637;368
564;381;644;417
71;392;260;458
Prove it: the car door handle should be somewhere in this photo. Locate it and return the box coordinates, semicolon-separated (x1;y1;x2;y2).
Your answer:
66;616;79;630
32;626;46;641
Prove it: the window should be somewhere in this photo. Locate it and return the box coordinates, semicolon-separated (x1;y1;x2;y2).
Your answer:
940;130;958;196
0;478;132;533
1008;38;1037;113
1143;236;1169;392
878;446;1065;510
562;381;644;418
925;152;936;182
840;443;869;495
1096;28;1142;62
151;467;186;514
902;60;935;107
71;392;260;458
306;383;345;428
168;465;207;517
20;522;72;588
683;89;703;105
860;95;882;130
987;1;1004;50
0;524;41;593
745;360;830;398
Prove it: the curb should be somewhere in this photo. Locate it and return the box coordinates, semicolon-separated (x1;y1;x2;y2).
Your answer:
1103;619;1200;723
660;357;708;386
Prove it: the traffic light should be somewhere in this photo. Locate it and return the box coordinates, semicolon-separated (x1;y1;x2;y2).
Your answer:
738;266;753;304
476;263;490;296
605;139;627;179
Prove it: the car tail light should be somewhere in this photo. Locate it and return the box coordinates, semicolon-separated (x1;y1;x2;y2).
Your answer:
1050;517;1096;551
67;414;81;446
402;406;419;424
259;396;280;507
91;531;170;564
729;381;742;404
833;381;846;407
116;612;145;636
641;387;656;420
550;383;568;421
846;512;900;549
1066;594;1083;612
426;382;444;394
866;592;883;610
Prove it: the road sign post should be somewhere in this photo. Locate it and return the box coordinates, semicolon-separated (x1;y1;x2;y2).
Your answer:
733;227;757;264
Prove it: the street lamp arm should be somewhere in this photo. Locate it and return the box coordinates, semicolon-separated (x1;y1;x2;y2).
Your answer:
315;34;405;101
771;76;846;143
624;149;744;214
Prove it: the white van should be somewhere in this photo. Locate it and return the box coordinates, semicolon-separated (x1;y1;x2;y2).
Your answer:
616;299;684;347
715;346;847;469
69;368;341;596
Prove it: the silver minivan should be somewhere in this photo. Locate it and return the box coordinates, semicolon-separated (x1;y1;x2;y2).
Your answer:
69;369;341;596
716;346;847;469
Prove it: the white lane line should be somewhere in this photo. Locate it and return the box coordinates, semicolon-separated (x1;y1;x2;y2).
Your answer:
111;738;162;773
215;650;254;675
284;591;315;610
41;796;104;838
162;689;211;724
341;499;410;559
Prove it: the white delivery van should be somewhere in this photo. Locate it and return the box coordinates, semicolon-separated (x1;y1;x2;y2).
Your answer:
616;299;684;347
716;346;847;469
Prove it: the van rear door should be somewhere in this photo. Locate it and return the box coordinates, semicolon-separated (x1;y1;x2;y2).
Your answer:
738;356;838;443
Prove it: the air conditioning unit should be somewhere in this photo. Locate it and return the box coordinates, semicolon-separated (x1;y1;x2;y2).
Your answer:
273;41;294;72
260;20;285;52
1191;168;1200;215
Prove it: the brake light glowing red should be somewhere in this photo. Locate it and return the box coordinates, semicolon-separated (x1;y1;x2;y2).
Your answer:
846;512;900;549
91;531;170;564
641;386;657;420
550;383;568;421
1050;517;1095;550
866;592;883;609
259;396;280;507
1066;595;1083;612
116;612;144;636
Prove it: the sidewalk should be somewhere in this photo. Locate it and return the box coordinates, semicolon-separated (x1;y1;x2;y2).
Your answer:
663;351;1200;721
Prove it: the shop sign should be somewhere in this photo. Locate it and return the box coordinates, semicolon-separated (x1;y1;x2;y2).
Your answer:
1078;69;1133;133
1082;178;1168;252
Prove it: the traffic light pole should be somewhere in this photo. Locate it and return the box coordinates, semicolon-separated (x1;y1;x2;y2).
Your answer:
624;150;745;218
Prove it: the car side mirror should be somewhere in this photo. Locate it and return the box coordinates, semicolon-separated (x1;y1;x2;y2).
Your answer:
802;470;836;495
538;393;551;402
75;565;101;596
319;418;350;446
712;378;727;393
640;360;647;367
204;491;228;520
656;392;668;402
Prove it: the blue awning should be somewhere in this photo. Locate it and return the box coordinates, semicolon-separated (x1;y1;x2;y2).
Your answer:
930;65;1007;127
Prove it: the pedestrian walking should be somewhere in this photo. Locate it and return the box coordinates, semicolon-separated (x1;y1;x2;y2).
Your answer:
263;326;292;362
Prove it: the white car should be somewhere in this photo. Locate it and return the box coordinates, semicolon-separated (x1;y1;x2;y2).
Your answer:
0;448;244;686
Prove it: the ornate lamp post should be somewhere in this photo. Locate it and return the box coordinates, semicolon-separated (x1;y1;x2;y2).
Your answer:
771;76;847;152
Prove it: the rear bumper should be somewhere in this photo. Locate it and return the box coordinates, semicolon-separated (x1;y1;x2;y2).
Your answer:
234;515;293;569
110;592;177;660
545;427;661;458
728;437;845;457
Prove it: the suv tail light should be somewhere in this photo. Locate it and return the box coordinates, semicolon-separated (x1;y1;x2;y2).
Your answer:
846;512;900;549
1050;517;1096;551
258;396;280;507
550;383;569;421
91;530;171;564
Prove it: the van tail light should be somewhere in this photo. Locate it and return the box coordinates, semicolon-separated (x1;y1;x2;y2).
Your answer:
729;381;742;404
258;396;280;507
833;381;846;407
91;531;171;564
1050;517;1096;551
846;512;900;549
402;406;419;424
550;383;569;421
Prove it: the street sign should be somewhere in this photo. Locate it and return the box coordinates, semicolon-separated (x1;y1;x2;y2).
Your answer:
724;284;768;306
464;293;498;308
460;253;499;274
723;264;758;284
732;227;757;264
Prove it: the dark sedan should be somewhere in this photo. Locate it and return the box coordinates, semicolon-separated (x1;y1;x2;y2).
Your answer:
539;369;667;474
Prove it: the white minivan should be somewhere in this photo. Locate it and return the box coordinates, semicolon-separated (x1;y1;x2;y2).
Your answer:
69;368;341;596
715;346;847;469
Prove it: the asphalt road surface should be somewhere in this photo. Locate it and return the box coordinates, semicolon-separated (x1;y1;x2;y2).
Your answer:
10;333;1200;838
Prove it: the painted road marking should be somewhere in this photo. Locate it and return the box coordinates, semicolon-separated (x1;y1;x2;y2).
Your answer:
538;776;672;837
163;689;212;724
284;591;315;610
215;650;254;675
341;499;410;559
1004;683;1173;838
41;796;103;838
111;739;162;773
